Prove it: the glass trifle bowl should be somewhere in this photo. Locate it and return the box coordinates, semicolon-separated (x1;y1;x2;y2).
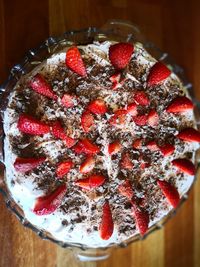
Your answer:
0;20;200;261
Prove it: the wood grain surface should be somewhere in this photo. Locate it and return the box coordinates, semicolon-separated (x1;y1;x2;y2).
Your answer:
0;1;200;266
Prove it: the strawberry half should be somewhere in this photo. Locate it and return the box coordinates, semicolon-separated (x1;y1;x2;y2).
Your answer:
75;174;105;190
132;205;149;236
177;128;200;143
61;94;75;108
109;42;134;70
80;156;95;174
132;139;142;149
81;111;94;133
18;114;50;135
65;46;86;77
147;62;171;86
33;184;66;215
51;121;76;148
74;138;100;155
120;153;134;170
108;141;122;155
147;109;159;127
172;158;195;175
109;109;127;127
158;143;175;156
147;141;159;151
157;180;180;208
166;96;194;113
14;157;46;173
118;180;134;200
56;160;73;178
30;74;58;100
134;91;149;106
133;114;147;126
126;103;138;116
87;99;108;115
99;201;114;240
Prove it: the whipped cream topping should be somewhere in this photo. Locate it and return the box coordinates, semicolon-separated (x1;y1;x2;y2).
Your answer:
3;41;199;248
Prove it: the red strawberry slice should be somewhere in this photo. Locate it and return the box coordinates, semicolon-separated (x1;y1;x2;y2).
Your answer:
118;180;134;200
18;114;50;135
157;180;180;208
109;109;127;126
56;160;73;178
120;153;134;170
14;157;46;173
99;201;114;240
132;205;149;236
75;174;105;190
133;114;147;126
74;138;100;155
81;111;94;133
87;99;108;115
132;139;142;149
172;158;195;175
65;46;86;77
30;74;58;100
147;109;159;127
147;141;159;151
177;128;200;143
33;184;66;215
108;141;122;155
166;96;194;113
134;91;149;106
109;42;134;70
109;72;121;83
51;121;76;148
147;62;171;86
61;94;75;108
80;156;95;174
126;103;138;116
158;143;175;156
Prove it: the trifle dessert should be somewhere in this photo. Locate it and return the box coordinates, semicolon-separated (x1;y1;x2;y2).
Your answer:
3;39;200;248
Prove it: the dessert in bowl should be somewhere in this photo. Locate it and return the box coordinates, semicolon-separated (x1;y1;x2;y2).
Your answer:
1;22;200;254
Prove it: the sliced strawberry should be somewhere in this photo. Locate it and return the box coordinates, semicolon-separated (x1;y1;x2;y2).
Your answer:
51;121;76;148
109;109;127;126
80;156;95;174
109;42;134;69
147;62;171;86
120;153;134;170
133;114;147;126
132;139;142;149
166;96;194;113
18;114;50;135
30;74;58;100
147;141;159;151
81;111;94;133
33;184;66;215
61;94;75;108
108;141;122;155
75;174;105;189
134;91;149;106
118;180;134;200
172;158;195;175
147;109;159;127
126;103;138;116
99;201;114;240
132;205;149;236
109;72;121;83
177;128;200;143
158;143;175;156
65;46;86;77
74;138;100;155
87;99;108;115
157;180;180;208
14;157;46;173
56;160;73;178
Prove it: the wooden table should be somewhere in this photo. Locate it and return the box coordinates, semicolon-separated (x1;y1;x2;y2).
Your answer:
0;1;200;266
